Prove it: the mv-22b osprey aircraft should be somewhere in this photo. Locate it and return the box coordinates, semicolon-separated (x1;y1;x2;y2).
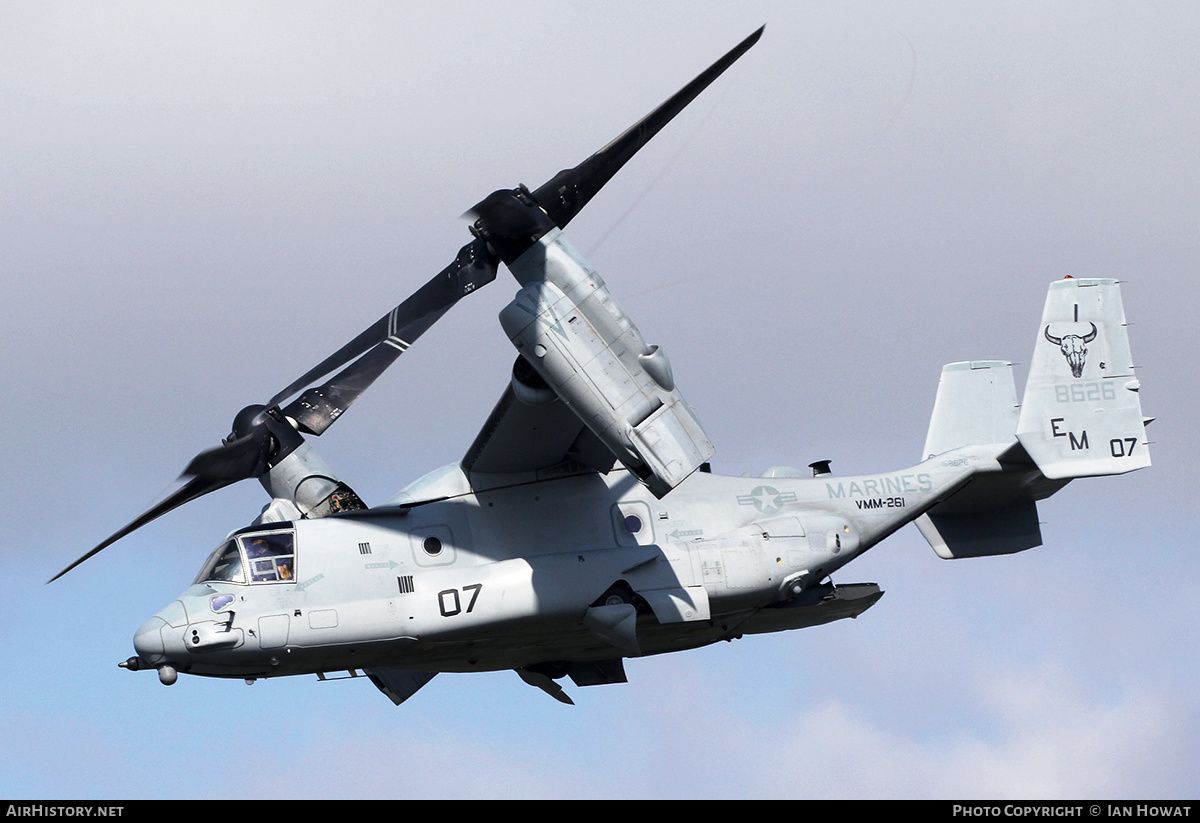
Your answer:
54;28;1151;706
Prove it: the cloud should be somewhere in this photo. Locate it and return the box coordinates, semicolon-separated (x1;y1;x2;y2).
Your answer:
759;662;1187;799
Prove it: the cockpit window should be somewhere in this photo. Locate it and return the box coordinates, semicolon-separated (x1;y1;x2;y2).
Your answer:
194;530;297;585
241;531;296;583
195;539;247;585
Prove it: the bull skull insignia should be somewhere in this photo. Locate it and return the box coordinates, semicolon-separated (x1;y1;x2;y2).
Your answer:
1045;322;1098;378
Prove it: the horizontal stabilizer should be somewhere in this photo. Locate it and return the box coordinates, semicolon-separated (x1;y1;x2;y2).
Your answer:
1016;278;1150;479
914;278;1149;560
915;501;1042;559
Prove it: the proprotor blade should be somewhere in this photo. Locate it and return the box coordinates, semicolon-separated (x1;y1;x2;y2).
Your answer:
467;28;763;265
53;239;497;582
279;236;498;435
48;474;235;583
532;26;763;231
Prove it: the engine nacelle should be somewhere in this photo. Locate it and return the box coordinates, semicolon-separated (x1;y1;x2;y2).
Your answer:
259;441;366;519
498;229;714;497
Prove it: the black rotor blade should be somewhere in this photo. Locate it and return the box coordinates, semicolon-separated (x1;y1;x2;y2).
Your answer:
283;333;411;436
49;473;237;583
54;229;495;583
532;26;763;232
182;428;274;482
52;418;281;583
280;237;498;435
266;238;497;413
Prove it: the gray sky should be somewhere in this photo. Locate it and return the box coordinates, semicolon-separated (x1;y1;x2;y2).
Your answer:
3;1;1198;799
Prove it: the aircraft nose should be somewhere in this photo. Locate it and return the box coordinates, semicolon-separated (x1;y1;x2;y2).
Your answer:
131;599;188;666
132;615;167;664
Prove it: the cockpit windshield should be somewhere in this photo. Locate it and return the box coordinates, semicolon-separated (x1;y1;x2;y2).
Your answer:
195;539;246;584
194;529;296;585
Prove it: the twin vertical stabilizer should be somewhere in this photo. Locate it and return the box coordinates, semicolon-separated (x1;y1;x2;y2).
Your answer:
1015;278;1150;479
923;277;1150;479
916;278;1149;560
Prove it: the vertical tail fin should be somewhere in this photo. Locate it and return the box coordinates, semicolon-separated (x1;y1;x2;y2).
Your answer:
1015;278;1150;479
922;360;1019;459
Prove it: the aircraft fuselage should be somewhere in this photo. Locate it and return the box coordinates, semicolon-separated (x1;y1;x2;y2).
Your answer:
132;446;1001;683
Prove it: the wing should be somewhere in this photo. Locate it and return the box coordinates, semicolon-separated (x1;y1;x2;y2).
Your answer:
463;380;616;477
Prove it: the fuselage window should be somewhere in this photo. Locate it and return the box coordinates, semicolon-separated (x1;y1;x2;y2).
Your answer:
241;531;297;583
